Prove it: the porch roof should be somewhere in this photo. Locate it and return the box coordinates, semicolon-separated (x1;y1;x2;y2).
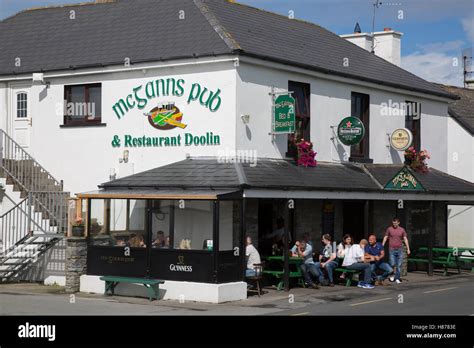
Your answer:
84;157;474;202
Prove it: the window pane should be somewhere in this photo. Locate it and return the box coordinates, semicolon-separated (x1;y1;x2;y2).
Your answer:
151;200;172;249
16;93;27;118
89;199;108;245
129;200;146;231
219;201;239;251
174;201;213;251
69;86;86;119
88;85;102;120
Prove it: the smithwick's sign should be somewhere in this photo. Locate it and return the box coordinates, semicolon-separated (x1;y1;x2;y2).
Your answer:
384;167;425;191
169;255;193;272
111;78;223;148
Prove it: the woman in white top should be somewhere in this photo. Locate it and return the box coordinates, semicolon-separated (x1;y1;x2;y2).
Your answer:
337;234;353;259
337;234;353;279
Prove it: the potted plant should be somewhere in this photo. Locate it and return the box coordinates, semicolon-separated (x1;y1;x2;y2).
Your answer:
295;139;317;167
71;217;85;237
404;147;430;173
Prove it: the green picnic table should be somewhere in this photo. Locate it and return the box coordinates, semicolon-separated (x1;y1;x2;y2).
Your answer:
100;276;165;301
408;246;474;276
263;256;306;290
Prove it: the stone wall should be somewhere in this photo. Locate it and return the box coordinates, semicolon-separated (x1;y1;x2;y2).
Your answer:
65;237;87;293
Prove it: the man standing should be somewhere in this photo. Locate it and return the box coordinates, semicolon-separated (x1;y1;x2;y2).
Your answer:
365;234;393;285
342;239;374;289
382;218;411;284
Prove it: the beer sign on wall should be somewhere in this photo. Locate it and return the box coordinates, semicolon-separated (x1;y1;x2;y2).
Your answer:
111;78;223;148
337;116;365;146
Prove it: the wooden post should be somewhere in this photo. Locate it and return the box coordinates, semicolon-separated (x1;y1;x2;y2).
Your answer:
428;201;435;276
283;199;291;292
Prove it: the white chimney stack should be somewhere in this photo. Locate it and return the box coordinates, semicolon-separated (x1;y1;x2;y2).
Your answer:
341;27;403;67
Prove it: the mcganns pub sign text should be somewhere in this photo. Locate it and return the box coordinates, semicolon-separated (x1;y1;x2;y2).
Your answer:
111;78;222;148
112;78;222;119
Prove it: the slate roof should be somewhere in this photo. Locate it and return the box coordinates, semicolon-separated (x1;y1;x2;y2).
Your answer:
436;84;474;135
364;164;474;194
100;157;474;195
0;0;454;99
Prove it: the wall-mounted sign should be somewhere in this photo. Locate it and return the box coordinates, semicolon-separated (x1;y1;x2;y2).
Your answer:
144;102;187;130
169;255;193;272
390;128;413;151
384;167;425;191
273;94;295;133
337;116;365;146
112;78;222;120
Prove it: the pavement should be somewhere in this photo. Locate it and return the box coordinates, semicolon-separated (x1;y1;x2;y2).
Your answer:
0;271;472;315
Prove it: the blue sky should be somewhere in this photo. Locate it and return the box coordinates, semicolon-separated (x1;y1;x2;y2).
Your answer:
1;0;472;86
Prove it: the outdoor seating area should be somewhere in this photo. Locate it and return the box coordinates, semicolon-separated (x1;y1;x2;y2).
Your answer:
408;246;474;276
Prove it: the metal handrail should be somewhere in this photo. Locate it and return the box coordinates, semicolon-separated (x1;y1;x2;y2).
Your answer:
0;130;63;191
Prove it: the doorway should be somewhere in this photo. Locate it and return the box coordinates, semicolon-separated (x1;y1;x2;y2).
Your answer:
9;85;31;150
343;201;366;242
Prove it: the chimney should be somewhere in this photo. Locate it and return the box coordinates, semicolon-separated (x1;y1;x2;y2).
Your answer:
341;26;403;66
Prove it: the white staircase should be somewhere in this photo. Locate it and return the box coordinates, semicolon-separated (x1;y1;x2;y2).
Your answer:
0;130;69;282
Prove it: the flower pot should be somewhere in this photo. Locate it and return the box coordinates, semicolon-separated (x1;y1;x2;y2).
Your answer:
71;225;85;237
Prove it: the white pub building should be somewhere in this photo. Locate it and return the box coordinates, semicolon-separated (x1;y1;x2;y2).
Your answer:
0;0;472;303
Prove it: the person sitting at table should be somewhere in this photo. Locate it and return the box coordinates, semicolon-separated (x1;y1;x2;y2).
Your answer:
129;234;146;248
342;239;374;289
314;234;338;287
290;241;301;257
296;240;319;289
337;234;353;280
365;234;393;285
152;230;166;248
245;236;261;277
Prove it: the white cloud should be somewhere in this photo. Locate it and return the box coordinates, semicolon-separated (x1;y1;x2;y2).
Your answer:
417;40;465;54
462;16;474;43
402;51;464;86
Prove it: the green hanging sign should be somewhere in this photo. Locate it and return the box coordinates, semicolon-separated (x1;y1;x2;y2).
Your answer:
337;116;365;146
273;94;296;133
384;167;425;191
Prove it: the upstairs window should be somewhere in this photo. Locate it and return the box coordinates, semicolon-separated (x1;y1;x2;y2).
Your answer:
287;81;311;157
63;83;102;126
16;93;28;118
350;92;371;161
405;101;421;151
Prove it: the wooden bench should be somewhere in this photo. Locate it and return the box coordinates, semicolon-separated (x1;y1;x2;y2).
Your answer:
100;276;164;301
334;268;361;287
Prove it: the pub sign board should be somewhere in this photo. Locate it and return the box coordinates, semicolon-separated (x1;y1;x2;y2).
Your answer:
337;116;365;146
384;167;425;191
273;94;296;133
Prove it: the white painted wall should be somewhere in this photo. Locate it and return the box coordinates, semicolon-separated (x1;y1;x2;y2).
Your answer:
236;60;448;170
0;59;237;195
447;117;474;247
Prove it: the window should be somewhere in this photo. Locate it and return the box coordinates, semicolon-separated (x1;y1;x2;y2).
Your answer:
405;101;421;151
64;83;102;126
350;92;370;161
174;201;213;251
89;199;147;247
219;201;240;251
287;81;311;157
16;93;28;118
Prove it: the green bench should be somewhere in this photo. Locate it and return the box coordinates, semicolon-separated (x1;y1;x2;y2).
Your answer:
262;270;305;290
408;247;474;276
100;276;165;301
334;268;361;287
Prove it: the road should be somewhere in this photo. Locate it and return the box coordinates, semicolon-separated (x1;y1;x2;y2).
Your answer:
0;274;472;315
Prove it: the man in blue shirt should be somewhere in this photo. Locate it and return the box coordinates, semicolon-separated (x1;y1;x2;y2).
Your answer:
365;234;393;285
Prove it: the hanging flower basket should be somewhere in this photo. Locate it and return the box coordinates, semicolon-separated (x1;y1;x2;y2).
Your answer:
295;139;317;167
404;147;430;173
71;217;85;237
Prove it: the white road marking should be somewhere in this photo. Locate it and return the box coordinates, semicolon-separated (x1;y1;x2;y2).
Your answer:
423;287;458;294
350;297;392;307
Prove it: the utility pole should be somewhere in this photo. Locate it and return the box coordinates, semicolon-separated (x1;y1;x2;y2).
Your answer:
371;1;382;53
